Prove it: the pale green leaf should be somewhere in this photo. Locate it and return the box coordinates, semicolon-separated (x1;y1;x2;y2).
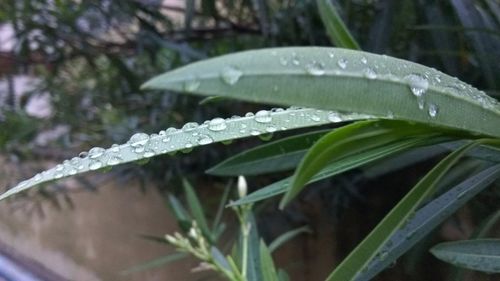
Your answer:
142;47;500;138
431;239;500;273
316;0;360;49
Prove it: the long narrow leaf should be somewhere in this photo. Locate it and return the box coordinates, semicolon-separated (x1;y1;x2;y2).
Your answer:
269;226;311;253
325;140;487;281
0;108;369;201
230;136;438;207
207;129;329;176
430;239;500;273
142;47;500;138
316;0;360;49
357;163;500;280
282;120;453;207
182;179;211;241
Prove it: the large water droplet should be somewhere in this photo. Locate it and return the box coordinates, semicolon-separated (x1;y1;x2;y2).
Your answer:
405;74;429;97
110;144;120;153
129;133;150;147
88;147;105;159
89;160;103;170
208;117;227;131
305;61;325;76
182;122;199;131
254;110;272;123
428;103;438;118
337;58;347;69
221;66;242;85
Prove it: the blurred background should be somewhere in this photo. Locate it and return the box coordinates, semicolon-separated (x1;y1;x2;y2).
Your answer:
0;0;499;280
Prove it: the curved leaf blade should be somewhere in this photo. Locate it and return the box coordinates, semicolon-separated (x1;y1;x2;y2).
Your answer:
316;0;360;49
0;108;370;201
142;47;500;138
207;129;329;176
430;239;500;273
282;120;451;207
325;140;486;281
357;163;500;280
229;136;439;207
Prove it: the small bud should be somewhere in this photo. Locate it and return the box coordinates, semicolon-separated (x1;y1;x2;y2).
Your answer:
165;234;177;244
237;176;247;198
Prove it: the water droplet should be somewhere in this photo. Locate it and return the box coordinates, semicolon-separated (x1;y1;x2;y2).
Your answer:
305;61;325;76
184;143;193;149
418;98;425;110
78;151;88;158
184;78;200;92
182;122;199;131
110;144;120;153
328;111;342;122
88;147;105;159
129;133;150;147
33;173;42;182
162;137;171;143
55;164;64;171
221;140;233;145
428;103;438;118
328;52;335;58
54;172;64;179
405;74;429;97
197;134;214;145
68;168;77;175
361;57;367;64
166;127;177;134
337;58;347;69
245;112;254;117
387;111;394;119
363;67;377;79
158;130;166;136
107;156;122;165
250;130;261;136
208;117;227;131
221;66;242;85
254;110;272;123
89;160;103;170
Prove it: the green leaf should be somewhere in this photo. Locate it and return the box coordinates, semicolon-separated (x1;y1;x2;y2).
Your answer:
269;226;311;253
246;214;263;281
430;239;500;273
120;252;188;275
208;129;329;176
182;179;211;241
325;140;486;281
210;246;231;272
0;108;369;201
229;136;442;207
316;0;360;49
260;240;279;281
282;120;453;208
357;163;500;280
167;194;191;232
141;47;500;138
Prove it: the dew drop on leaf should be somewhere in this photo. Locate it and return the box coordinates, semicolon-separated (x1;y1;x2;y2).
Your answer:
182;122;199;131
129;133;150;147
254;110;272;123
197;134;214;145
364;67;377;79
221;66;242;85
428;103;439;118
88;147;105;159
337;58;347;69
405;74;429;97
305;61;325;76
208;117;227;131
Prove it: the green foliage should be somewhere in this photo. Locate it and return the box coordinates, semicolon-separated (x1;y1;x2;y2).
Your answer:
430;239;500;273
